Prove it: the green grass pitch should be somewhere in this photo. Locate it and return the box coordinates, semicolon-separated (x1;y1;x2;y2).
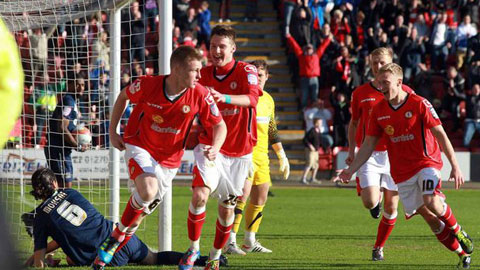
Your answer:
12;184;480;269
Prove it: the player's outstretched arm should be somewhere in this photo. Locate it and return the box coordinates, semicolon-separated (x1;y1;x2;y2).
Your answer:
209;87;258;107
336;135;379;183
346;118;359;165
109;88;129;150
430;125;464;189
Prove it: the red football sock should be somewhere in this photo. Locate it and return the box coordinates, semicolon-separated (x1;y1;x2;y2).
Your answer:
188;210;206;241
439;204;460;234
435;222;461;252
374;216;396;248
116;231;134;251
114;196;144;241
213;219;233;249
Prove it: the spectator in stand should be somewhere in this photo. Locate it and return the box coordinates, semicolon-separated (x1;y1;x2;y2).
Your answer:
309;0;325;38
466;60;480;90
28;28;48;84
144;0;158;32
334;46;354;96
179;7;198;39
388;15;408;49
303;99;333;148
301;117;330;184
459;0;479;25
197;1;211;49
64;18;88;66
174;0;191;23
441;66;466;132
330;89;350;146
181;30;197;47
244;0;259;22
290;3;313;47
173;26;183;49
318;23;340;87
463;84;480;147
131;9;146;69
456;14;478;70
91;31;110;71
382;0;403;30
401;26;426;83
467;30;480;64
351;11;367;52
284;0;300;36
413;13;431;40
360;0;382;30
430;11;451;71
286;31;332;109
218;0;232;22
331;9;351;45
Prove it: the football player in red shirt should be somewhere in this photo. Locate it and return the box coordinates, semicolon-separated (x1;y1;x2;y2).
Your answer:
345;47;414;261
92;46;227;269
178;25;262;270
338;63;473;269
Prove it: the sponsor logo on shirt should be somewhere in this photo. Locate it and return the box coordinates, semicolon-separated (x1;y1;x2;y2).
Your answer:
147;102;163;110
129;80;141;94
405;111;413;118
384;125;395;135
182;105;191;113
152;115;163;124
361;98;376;103
247;74;258;85
205;94;215;105
390;134;415;143
230;81;237;90
221;108;240;116
43;191;67;214
378;115;390;121
150;123;181;134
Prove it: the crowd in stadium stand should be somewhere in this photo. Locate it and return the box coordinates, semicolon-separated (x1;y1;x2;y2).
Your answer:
7;0;480;152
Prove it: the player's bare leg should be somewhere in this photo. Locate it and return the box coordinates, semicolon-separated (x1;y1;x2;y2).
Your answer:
241;182;272;253
372;189;398;261
360;186;382;218
179;186;210;270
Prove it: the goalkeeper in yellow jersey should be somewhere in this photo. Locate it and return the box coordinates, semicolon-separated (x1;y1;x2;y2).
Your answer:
0;18;24;149
224;60;290;255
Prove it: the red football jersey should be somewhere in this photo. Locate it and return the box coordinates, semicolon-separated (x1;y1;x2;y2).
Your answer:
367;93;443;183
198;60;262;157
123;75;223;168
351;82;415;151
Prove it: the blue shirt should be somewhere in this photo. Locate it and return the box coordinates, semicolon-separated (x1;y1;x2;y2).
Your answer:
33;189;113;266
47;94;78;149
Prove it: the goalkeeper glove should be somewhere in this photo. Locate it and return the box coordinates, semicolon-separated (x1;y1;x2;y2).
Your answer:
275;148;290;180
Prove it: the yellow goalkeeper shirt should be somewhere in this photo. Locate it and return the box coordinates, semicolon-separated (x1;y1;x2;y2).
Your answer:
253;91;280;159
0;18;24;148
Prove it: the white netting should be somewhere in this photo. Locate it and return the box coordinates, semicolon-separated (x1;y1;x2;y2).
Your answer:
0;0;168;259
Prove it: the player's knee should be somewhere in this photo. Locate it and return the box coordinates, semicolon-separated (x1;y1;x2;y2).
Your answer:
192;188;209;208
136;176;158;202
383;203;397;216
132;189;156;210
423;195;443;216
362;199;377;209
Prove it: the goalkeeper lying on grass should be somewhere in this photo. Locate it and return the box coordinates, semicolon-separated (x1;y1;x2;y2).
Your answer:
23;167;228;268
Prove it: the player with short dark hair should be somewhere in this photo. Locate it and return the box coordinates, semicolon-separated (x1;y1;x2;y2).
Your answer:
92;45;227;269
337;63;474;269
26;167;228;268
179;25;262;270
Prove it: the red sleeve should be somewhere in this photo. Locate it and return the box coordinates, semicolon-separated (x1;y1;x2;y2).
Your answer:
286;35;303;57
316;37;331;57
197;87;223;128
401;84;415;94
126;77;147;104
242;64;262;107
366;106;383;137
351;90;360;121
344;21;351;34
336;61;344;72
420;98;442;129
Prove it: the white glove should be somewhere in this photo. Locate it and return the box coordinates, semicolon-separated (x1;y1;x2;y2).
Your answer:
276;149;290;180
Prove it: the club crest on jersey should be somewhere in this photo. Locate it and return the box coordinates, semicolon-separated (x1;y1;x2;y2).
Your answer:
129;80;141;94
405;111;413;118
182;105;191;113
230;81;237;90
244;65;257;73
384;125;394;136
152;114;163;124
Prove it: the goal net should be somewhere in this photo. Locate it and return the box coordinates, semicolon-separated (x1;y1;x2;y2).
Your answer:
0;0;174;260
